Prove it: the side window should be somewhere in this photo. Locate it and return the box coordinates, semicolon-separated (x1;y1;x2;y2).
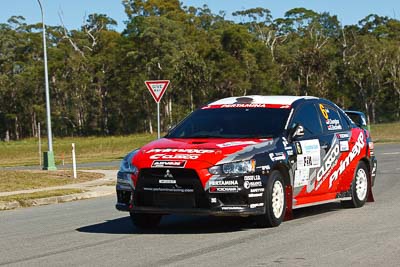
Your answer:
318;103;344;132
291;103;323;138
338;111;351;130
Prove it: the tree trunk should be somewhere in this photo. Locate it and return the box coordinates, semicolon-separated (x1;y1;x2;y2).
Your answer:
364;101;370;125
15;116;19;140
5;130;10;142
149;118;153;134
190;89;194;112
371;101;376;124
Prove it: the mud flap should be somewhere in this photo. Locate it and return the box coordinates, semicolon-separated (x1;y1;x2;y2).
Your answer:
284;185;293;221
367;177;375;202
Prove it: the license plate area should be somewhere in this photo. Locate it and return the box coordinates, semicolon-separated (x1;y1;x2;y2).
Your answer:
153;192;196;208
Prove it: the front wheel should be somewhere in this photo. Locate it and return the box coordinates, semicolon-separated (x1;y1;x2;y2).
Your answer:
254;170;286;228
130;212;162;229
342;161;369;208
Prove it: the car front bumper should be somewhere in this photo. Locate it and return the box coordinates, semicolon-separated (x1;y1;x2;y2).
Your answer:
116;173;268;216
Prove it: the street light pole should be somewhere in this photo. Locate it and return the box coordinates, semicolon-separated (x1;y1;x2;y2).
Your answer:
37;0;56;170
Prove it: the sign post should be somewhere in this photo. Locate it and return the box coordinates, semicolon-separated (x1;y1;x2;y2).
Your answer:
145;80;170;139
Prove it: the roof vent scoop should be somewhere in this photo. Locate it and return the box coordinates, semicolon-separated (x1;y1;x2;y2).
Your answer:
235;97;254;104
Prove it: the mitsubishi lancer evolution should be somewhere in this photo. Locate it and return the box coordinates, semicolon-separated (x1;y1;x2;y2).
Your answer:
116;95;377;228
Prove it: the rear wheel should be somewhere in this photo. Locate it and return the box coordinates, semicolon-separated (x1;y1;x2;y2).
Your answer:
130;212;162;229
254;170;286;228
342;161;369;208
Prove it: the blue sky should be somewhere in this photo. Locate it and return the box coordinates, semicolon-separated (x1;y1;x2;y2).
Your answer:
1;1;400;32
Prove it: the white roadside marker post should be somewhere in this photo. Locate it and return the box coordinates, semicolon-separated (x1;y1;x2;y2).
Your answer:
38;122;42;166
72;143;77;179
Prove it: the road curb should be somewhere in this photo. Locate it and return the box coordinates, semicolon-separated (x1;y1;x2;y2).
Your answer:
0;188;115;211
0;201;20;210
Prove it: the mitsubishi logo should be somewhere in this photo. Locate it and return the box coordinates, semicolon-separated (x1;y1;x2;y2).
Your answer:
164;169;174;179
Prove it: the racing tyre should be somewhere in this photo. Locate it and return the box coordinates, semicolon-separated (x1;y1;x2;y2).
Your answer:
342;161;369;208
130;212;162;229
254;170;286;228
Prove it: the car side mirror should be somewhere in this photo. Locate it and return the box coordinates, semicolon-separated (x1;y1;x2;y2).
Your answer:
288;123;304;142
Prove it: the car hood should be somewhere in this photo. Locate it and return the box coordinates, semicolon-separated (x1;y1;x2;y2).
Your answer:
132;137;276;170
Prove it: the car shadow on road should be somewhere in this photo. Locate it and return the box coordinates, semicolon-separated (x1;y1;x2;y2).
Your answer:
76;215;253;235
292;202;343;220
76;203;345;235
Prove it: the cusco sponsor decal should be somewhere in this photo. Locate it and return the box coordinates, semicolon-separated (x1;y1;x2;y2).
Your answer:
315;139;340;190
204;104;291;109
315;132;365;190
244;175;261;181
328;132;365;188
146;148;214;160
147;149;214;154
151;160;187;168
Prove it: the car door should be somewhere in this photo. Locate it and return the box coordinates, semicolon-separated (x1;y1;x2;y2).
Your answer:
315;102;349;193
289;102;328;204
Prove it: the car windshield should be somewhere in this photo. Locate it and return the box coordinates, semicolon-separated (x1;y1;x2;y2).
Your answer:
166;108;291;138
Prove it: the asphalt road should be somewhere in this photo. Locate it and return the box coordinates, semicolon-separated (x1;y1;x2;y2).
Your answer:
0;144;399;267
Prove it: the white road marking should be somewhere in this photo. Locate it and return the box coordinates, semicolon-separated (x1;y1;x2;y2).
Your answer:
382;152;400;155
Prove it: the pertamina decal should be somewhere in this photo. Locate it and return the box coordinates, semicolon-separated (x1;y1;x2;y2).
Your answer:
209;180;239;186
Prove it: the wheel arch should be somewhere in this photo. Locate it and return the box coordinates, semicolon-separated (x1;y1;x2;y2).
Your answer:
359;157;375;202
271;163;293;220
271;163;290;186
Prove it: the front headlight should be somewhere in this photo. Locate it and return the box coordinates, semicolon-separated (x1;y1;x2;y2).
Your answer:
118;150;139;181
209;159;256;175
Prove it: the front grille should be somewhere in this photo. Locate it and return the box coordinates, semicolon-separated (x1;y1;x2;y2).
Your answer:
218;193;248;206
135;168;209;209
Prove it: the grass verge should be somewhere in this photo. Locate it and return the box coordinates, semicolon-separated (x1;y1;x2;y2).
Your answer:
0;170;104;192
0;133;158;167
0;189;84;207
370;122;400;143
0;122;399;168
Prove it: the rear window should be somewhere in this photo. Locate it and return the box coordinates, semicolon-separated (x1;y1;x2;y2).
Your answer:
167;108;291;138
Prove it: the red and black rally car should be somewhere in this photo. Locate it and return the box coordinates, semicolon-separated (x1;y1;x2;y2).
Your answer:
116;96;377;228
